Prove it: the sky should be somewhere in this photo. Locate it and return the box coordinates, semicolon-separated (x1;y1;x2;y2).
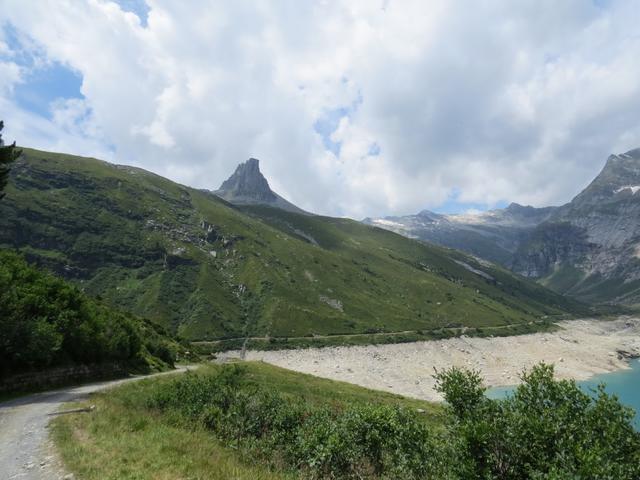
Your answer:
1;1;639;218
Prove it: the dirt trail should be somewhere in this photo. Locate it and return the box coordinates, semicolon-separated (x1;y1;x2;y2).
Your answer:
0;367;192;480
220;317;640;402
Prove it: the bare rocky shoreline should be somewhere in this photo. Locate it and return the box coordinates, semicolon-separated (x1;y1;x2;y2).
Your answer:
221;317;640;401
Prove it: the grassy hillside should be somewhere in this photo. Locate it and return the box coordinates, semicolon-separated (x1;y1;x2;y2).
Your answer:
0;148;588;342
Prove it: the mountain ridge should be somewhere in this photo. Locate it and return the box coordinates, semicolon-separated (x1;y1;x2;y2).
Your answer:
366;147;640;305
0;147;587;343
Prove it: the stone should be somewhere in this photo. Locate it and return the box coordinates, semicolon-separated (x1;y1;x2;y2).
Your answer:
213;158;307;214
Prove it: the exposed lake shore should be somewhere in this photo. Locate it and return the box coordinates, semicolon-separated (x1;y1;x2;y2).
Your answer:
220;317;640;401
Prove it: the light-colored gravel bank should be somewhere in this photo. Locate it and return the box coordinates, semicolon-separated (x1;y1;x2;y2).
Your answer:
220;317;640;401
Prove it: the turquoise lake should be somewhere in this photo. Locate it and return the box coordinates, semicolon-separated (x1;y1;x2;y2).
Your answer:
487;359;640;428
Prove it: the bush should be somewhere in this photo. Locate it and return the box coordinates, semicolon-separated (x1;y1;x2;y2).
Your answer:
435;363;640;479
290;404;435;479
143;363;640;479
145;338;176;366
0;249;147;375
147;365;441;479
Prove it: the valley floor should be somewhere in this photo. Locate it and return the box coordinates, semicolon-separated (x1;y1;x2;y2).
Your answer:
222;317;640;401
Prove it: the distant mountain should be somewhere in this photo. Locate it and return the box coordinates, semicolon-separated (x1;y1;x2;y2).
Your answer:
0;148;585;343
366;148;640;305
213;158;307;214
364;203;556;267
513;148;640;303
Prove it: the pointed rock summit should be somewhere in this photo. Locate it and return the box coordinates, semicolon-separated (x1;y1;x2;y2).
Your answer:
218;158;277;203
569;147;640;208
214;158;307;214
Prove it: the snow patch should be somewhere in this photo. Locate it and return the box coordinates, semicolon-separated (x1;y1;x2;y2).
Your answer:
614;185;640;195
448;212;489;224
373;219;406;228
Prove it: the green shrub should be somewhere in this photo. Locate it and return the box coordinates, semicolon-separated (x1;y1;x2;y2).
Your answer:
290;404;435;479
147;365;441;479
435;363;640;479
144;363;640;479
0;249;149;375
145;338;176;365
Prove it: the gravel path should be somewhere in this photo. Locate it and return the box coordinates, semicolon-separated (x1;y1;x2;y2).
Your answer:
221;317;640;402
0;367;192;480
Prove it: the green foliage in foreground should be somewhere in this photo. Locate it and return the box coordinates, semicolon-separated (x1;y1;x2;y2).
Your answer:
52;362;440;480
124;362;640;479
0;249;178;376
146;366;443;479
434;363;640;479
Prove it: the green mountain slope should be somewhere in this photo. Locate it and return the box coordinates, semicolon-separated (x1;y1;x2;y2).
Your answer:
0;148;587;341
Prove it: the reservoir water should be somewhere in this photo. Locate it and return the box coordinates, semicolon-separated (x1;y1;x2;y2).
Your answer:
487;359;640;428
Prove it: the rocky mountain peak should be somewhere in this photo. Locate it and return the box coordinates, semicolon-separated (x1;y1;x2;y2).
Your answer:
505;202;530;213
213;158;308;214
218;158;276;202
625;147;640;158
602;148;640;172
417;209;444;222
579;147;640;199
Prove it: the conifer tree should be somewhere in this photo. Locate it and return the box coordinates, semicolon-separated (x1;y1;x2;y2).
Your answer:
0;121;20;199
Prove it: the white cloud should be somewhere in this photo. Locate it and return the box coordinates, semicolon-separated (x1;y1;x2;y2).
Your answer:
0;61;22;94
1;0;639;217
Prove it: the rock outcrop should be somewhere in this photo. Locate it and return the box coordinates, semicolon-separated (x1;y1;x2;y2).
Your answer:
213;158;307;214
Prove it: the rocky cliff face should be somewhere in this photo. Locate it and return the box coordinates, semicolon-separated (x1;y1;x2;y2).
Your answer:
218;158;277;203
213;158;307;214
511;223;595;278
516;148;640;303
367;148;640;304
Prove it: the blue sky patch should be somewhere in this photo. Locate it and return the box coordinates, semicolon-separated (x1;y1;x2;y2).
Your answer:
314;106;349;156
432;187;508;214
433;199;508;215
368;143;381;156
14;63;83;119
2;23;84;119
314;92;364;157
113;0;150;27
592;0;612;8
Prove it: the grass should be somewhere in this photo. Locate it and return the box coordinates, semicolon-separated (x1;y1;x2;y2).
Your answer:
234;362;442;416
51;363;443;479
0;148;588;343
53;399;293;480
193;319;563;353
